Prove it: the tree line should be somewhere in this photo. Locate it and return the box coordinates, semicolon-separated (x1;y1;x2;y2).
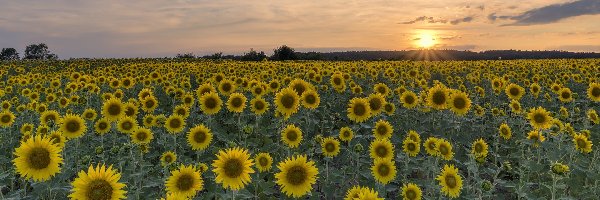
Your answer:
0;43;58;61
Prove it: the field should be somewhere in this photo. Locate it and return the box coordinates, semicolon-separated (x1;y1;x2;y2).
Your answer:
0;59;599;199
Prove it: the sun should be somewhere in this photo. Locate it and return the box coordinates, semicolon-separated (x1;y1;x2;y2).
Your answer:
416;32;436;49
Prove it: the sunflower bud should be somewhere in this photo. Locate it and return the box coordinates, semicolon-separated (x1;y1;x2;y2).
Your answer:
481;180;492;191
354;144;364;152
95;146;103;154
551;162;570;175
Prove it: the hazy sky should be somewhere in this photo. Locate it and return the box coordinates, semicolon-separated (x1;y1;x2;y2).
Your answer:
1;0;599;58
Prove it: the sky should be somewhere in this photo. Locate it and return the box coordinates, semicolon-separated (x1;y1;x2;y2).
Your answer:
0;0;599;58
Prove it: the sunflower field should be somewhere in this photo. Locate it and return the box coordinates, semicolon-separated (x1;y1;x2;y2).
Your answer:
0;59;599;199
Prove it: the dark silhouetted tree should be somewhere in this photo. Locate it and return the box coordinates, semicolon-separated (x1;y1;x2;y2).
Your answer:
241;49;267;61
0;48;20;60
176;52;195;59
24;43;57;60
271;45;297;61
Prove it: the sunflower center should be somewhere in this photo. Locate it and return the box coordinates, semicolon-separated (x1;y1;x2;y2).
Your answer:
561;91;571;99
98;122;108;130
121;121;133;131
501;128;509;136
125;107;134;116
403;95;415;105
107;104;121;116
145;100;155;108
445;175;457;188
453;97;466;109
231;97;243;108
343;131;350;137
407;143;416;151
305;95;316;104
281;94;296;109
592;87;600;97
406;189;417;199
258;157;268;166
375;146;388;158
369;98;382;110
439;145;449;155
222;83;232;92
377;87;386;94
193;131;207;143
333;77;342;85
223;158;244;178
85;113;94;119
325;142;336;152
136;131;148;141
205;97;217;109
376;126;388;136
66;120;81;133
254;101;265;110
533;113;546;124
176;109;186;116
164;155;173;163
509;87;520;96
475;143;483;153
28;147;51;169
432;91;446;105
353;103;367;116
169;119;181;129
377;164;390;176
286;166;307;185
176;174;195;191
577;138;587;148
86;180;113;200
286;131;298;142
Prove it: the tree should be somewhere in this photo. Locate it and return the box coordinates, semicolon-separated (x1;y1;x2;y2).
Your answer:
24;43;57;60
271;45;297;61
241;49;267;61
176;52;195;59
0;48;20;60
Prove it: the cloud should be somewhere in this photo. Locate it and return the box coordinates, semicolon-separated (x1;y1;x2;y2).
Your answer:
501;0;600;26
399;16;447;24
400;16;475;25
450;16;474;25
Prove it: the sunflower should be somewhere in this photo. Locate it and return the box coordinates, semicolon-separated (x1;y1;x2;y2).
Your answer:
123;102;138;117
406;130;421;143
345;185;364;200
212;147;255;190
498;123;512;140
573;134;592;153
371;158;396;185
218;79;236;96
254;152;273;172
383;102;395;115
402;138;420;157
226;93;246;113
249;97;269;115
423;137;439;156
165;165;203;198
114;116;137;134
347;97;371;123
587;82;600;102
186;124;212;151
300;89;320;109
427;84;449;110
0;110;16;127
275;87;300;119
356;187;383;200
588;109;599;124
82;108;97;121
436;139;454;160
102;98;124;122
448;90;471;115
339;127;354;142
69;164;127;200
436;164;463;198
140;95;159;113
527;107;554;130
527;130;546;147
401;183;422;200
321;137;340;157
20;123;34;134
281;124;303;148
59;114;87;139
161;151;177;167
530;83;541;97
13;135;63;182
367;93;386;115
173;105;190;119
509;100;522;114
94;118;111;135
165;114;186;134
369;138;394;160
47;131;66;149
275;155;319;198
558;87;573;102
505;83;524;100
471;139;489;159
131;127;153;145
199;92;222;115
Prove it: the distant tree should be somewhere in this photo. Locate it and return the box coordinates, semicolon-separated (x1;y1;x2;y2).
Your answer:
271;45;297;61
203;52;223;60
0;48;20;60
176;52;195;59
24;43;57;60
241;49;267;61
